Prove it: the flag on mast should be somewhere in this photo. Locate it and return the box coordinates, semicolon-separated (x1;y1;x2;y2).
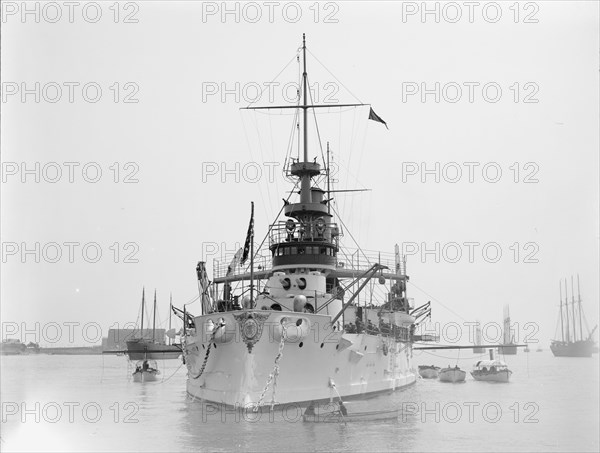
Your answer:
368;107;388;129
227;248;244;276
241;202;254;265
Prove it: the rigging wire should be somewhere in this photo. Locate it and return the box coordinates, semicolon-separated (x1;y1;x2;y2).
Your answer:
306;48;363;104
240;111;271;221
160;361;185;384
253;108;274;218
330;203;372;266
406;280;468;322
243;53;299;109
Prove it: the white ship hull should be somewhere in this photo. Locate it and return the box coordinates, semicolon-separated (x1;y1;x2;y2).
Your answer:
471;370;511;382
184;310;416;408
132;370;160;382
438;367;466;383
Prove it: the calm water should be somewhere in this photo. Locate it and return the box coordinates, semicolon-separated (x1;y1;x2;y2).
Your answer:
1;351;598;452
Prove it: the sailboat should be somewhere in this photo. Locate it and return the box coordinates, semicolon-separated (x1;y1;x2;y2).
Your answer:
177;35;432;409
472;322;484;353
498;305;517;355
126;289;182;360
550;276;597;358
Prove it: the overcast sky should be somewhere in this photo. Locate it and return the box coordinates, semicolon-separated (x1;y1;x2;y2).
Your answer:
1;1;598;347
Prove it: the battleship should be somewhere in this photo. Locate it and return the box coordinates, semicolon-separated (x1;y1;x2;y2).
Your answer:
176;36;432;409
551;276;597;358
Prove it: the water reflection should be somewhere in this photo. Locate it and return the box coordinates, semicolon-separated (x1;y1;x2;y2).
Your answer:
177;392;419;452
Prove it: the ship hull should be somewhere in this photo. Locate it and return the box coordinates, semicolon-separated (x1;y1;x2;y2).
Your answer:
132;370;160;382
418;366;439;379
471;370;511;382
303;408;399;423
438;368;466;383
125;339;182;360
184;310;416;408
550;340;593;358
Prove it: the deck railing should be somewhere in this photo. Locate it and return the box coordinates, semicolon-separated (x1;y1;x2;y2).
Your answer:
211;244;407;280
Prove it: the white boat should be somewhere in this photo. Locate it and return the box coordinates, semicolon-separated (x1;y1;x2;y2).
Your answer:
418;365;440;379
303;406;399;423
132;360;160;382
471;350;512;382
438;366;466;383
177;36;430;409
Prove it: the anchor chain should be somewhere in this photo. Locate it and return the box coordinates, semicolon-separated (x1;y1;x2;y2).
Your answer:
191;322;224;380
254;333;286;412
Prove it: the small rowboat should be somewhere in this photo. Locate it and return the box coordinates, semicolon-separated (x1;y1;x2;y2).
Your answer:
132;360;161;382
303;409;399;423
438;366;466;383
418;365;440;379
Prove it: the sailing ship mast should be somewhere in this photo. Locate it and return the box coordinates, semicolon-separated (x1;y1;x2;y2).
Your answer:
571;276;578;342
169;293;172;346
326;142;331;216
250;202;255;307
140;287;145;340
577;275;583;342
564;278;570;342
552;276;597;357
559;280;564;342
152;289;157;343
